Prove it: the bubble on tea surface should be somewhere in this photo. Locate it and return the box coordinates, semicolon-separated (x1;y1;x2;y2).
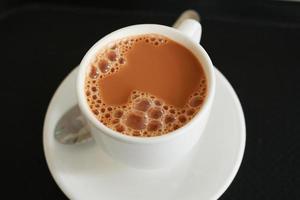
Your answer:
186;108;195;116
148;107;163;119
164;114;175;124
118;57;125;64
98;59;110;73
147;120;162;132
112;118;119;124
115;124;125;132
114;110;123;118
89;66;99;79
200;78;206;85
92;109;99;115
170;109;176;114
178;115;187;123
135;99;151;112
125;111;146;130
154;100;162;106
131;94;138;100
133;131;141;137
91;87;97;92
107;51;117;61
189;96;203;107
173;124;180;130
145;132;151;137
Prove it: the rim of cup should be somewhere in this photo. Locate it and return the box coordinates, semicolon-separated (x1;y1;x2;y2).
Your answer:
77;24;215;144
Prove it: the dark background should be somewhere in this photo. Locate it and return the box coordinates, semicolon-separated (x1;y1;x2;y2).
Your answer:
1;0;299;199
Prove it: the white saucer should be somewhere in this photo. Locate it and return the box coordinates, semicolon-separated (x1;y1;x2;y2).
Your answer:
43;67;246;200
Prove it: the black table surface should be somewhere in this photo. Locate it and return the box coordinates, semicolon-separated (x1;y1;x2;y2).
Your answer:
1;3;299;199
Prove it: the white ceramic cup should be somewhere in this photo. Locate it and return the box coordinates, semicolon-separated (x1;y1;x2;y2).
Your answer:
77;10;216;169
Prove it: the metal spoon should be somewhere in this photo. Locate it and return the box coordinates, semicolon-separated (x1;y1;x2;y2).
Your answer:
54;106;92;144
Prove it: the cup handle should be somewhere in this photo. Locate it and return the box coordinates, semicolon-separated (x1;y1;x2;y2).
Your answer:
173;10;202;43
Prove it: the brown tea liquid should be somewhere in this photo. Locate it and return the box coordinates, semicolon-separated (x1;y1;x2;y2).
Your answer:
85;34;207;137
